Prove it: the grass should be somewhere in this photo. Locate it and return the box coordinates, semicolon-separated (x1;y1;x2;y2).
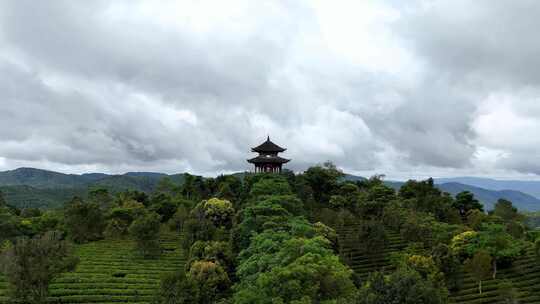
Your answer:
0;230;185;303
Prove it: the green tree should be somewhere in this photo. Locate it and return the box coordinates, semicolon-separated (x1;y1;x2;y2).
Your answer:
0;211;23;242
156;271;198;304
535;238;540;262
357;268;448;304
234;232;356;303
506;220;525;239
188;240;234;276
104;198;147;239
64;197;105;243
168;205;191;233
303;162;344;204
492;199;519;222
88;188;113;209
399;178;455;221
432;243;462;290
157;261;231;304
357;181;395;219
36;210;64;233
499;280;519;304
0;190;6;207
129;212;162;258
249;175;293;199
466;209;487;230
149;193;178;222
202;198;235;228
188;260;231;303
459;224;526;279
231;199;291;252
452;191;483;219
180;174;208;201
215;174;243;203
356;219;387;254
20;207;42;218
400;212;435;244
0;232;79;303
464;250;492;294
156;176;178;195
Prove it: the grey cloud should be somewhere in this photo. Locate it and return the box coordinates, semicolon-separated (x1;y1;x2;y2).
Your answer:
398;1;540;87
0;0;539;177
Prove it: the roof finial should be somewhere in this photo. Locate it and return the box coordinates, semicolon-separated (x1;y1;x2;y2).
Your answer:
267;135;270;141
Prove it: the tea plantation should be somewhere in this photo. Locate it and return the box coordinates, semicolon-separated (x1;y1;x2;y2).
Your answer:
0;231;184;304
338;221;540;304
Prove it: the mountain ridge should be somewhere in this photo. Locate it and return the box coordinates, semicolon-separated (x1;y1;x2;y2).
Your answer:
435;176;540;199
1;168;540;211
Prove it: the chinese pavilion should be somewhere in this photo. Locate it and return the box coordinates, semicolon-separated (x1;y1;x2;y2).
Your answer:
247;136;290;173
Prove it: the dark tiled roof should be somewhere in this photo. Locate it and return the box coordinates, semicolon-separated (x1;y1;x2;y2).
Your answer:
247;154;290;164
251;136;286;153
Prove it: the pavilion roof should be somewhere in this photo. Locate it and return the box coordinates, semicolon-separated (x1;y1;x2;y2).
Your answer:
247;154;290;164
251;136;286;153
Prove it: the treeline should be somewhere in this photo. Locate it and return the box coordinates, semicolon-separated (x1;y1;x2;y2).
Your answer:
0;163;539;303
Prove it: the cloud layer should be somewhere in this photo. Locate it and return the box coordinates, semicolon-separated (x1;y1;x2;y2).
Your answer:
0;0;539;179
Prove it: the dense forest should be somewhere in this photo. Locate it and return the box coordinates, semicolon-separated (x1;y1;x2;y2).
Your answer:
1;163;540;303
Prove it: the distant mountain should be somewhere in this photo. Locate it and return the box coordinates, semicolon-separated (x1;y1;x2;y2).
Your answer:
345;174;540;212
0;168;189;209
124;172;168;178
343;174;366;182
437;182;540;211
0;167;100;189
0;185;84;209
435;177;540;199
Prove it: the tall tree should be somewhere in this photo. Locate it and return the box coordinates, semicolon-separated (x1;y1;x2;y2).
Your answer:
0;232;79;303
303;162;344;204
456;224;526;279
88;188;113;209
452;191;483;219
129;212;162;258
492;199;519;222
464;250;492;294
64;197;105;243
0;190;6;207
357;268;448;304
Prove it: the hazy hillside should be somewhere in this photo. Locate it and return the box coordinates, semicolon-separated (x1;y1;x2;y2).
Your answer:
0;185;84;209
0;168;188;209
435;177;540;199
438;182;540;211
0;168;104;189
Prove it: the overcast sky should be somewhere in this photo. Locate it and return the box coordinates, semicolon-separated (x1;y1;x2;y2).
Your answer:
1;0;540;180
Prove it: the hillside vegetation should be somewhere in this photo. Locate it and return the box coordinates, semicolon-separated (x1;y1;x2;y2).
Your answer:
1;164;539;303
3;168;540;211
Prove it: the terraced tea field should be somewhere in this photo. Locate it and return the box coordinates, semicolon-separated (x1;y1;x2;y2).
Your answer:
0;274;6;303
450;248;540;304
338;222;540;303
0;231;185;304
337;222;408;280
